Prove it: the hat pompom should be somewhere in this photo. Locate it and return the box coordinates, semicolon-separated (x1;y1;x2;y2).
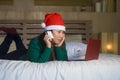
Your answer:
41;22;46;28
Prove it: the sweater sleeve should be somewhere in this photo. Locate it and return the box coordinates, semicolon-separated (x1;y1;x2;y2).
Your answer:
28;38;52;63
55;43;68;61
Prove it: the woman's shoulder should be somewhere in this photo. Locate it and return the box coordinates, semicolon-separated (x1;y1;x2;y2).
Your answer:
31;37;39;41
28;36;44;49
29;37;40;44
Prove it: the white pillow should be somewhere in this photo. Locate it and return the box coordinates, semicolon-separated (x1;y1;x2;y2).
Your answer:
66;41;87;60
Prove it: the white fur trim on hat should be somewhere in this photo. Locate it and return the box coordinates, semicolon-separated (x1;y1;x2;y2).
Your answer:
44;25;66;31
41;22;46;28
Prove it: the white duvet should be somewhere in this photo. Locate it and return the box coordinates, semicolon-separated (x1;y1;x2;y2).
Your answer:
0;53;120;80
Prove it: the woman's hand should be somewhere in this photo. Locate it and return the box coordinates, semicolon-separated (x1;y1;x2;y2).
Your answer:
55;37;65;47
44;34;52;48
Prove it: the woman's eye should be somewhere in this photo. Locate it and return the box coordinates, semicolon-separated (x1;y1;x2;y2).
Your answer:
57;31;61;33
61;31;65;34
57;30;65;34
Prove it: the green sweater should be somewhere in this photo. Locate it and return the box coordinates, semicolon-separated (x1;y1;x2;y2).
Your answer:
27;37;68;63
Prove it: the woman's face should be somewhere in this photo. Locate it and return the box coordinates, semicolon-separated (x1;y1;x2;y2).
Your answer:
52;30;65;44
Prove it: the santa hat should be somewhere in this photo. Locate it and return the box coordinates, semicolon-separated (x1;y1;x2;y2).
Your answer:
41;13;66;31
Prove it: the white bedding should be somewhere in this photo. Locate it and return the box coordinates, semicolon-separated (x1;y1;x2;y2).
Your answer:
0;53;120;80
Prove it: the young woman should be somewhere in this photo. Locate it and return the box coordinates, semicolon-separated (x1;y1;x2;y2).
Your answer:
28;13;68;63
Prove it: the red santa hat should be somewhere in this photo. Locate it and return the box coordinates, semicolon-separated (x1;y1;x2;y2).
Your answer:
41;13;66;31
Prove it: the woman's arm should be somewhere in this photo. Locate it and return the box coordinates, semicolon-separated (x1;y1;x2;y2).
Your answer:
55;43;68;60
28;38;52;63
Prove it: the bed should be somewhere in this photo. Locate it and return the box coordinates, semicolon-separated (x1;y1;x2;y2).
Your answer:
0;20;120;80
0;53;120;80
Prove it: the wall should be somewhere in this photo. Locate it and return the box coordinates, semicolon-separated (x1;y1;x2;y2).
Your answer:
0;0;120;53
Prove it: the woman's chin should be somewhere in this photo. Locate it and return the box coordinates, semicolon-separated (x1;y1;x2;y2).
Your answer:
54;42;60;45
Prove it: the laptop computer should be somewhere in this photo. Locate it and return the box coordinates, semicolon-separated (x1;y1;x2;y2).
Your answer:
69;39;101;61
67;39;101;61
84;39;101;61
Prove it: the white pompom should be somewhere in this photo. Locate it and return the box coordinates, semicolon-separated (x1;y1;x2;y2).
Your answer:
41;22;46;28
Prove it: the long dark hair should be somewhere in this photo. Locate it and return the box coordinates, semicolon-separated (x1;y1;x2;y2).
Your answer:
38;32;46;47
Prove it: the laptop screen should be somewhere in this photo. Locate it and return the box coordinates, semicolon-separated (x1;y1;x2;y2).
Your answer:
85;39;101;61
